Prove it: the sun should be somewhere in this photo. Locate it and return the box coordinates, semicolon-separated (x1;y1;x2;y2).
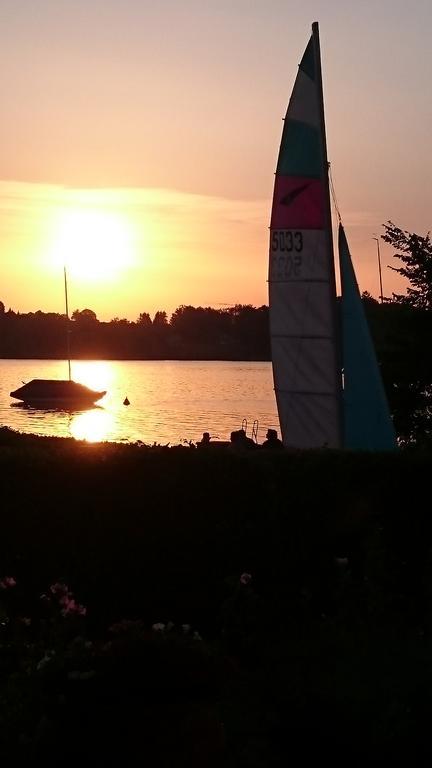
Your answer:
49;208;135;282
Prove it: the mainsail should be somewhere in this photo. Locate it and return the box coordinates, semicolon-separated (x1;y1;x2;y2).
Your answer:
269;22;342;448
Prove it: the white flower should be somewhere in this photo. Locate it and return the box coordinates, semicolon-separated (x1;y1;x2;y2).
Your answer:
68;670;96;681
37;651;55;671
0;576;16;589
240;572;252;585
152;622;165;632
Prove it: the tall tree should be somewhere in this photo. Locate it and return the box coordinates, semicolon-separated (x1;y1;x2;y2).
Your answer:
72;308;98;323
137;312;152;326
153;311;168;326
379;222;432;443
383;221;432;309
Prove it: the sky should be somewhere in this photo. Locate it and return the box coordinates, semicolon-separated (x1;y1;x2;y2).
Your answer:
1;0;431;321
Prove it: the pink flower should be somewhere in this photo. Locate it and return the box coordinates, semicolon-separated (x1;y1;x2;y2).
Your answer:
60;598;87;617
240;573;252;586
0;576;16;589
59;595;71;607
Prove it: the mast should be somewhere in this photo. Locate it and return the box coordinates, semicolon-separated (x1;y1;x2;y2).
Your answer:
64;266;71;381
373;236;384;303
311;21;343;446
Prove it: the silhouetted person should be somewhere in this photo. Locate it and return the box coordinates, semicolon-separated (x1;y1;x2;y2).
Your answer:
261;428;284;450
198;432;211;447
230;429;257;451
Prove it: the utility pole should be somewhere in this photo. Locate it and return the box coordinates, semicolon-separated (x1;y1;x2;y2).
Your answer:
372;237;384;304
64;266;72;381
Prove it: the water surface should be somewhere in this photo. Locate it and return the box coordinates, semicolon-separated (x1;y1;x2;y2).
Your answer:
0;359;280;445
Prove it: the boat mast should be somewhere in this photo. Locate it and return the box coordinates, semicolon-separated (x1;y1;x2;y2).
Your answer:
372;236;384;303
312;21;343;447
64;266;71;381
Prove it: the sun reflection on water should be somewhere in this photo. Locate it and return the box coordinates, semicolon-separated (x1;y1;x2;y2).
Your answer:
69;408;114;443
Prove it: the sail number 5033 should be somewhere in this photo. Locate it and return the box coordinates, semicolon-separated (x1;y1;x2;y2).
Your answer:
271;230;303;253
271;230;303;280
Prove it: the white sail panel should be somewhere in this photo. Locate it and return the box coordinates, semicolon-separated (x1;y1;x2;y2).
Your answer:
276;390;341;449
272;335;339;393
269;282;334;337
269;225;341;447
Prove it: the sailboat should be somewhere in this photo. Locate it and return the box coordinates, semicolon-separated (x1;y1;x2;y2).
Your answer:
268;22;396;450
10;268;106;408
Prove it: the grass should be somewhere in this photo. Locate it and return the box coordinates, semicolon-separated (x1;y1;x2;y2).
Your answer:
1;426;432;764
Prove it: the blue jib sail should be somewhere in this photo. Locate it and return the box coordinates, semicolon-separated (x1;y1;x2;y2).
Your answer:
339;224;397;450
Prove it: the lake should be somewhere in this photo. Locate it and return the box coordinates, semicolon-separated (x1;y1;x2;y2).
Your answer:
0;359;280;445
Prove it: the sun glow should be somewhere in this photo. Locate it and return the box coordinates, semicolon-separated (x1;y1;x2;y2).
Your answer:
71;360;114;393
49;208;136;282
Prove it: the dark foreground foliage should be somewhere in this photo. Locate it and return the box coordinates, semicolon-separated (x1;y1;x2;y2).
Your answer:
1;427;432;765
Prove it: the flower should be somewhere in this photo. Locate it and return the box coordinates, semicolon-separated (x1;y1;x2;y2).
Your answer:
50;582;70;597
68;670;95;681
0;576;16;589
109;619;143;634
239;573;252;586
152;622;165;632
60;598;86;617
37;651;55;671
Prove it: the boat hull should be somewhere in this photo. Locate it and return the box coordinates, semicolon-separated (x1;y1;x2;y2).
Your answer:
10;379;106;407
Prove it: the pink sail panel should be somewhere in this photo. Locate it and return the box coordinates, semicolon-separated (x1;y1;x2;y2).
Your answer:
270;176;325;230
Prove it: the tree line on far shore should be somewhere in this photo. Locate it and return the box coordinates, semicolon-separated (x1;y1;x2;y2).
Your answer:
0;303;270;361
1;221;431;444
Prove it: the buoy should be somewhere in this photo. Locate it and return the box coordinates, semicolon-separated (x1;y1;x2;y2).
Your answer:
123;396;130;406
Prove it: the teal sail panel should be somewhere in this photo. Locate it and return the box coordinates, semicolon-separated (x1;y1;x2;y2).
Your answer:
339;224;397;450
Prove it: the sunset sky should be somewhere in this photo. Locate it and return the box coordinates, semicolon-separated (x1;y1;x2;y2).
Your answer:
1;0;431;321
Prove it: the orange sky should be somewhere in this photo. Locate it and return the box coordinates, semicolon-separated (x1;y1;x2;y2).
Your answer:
1;1;431;320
